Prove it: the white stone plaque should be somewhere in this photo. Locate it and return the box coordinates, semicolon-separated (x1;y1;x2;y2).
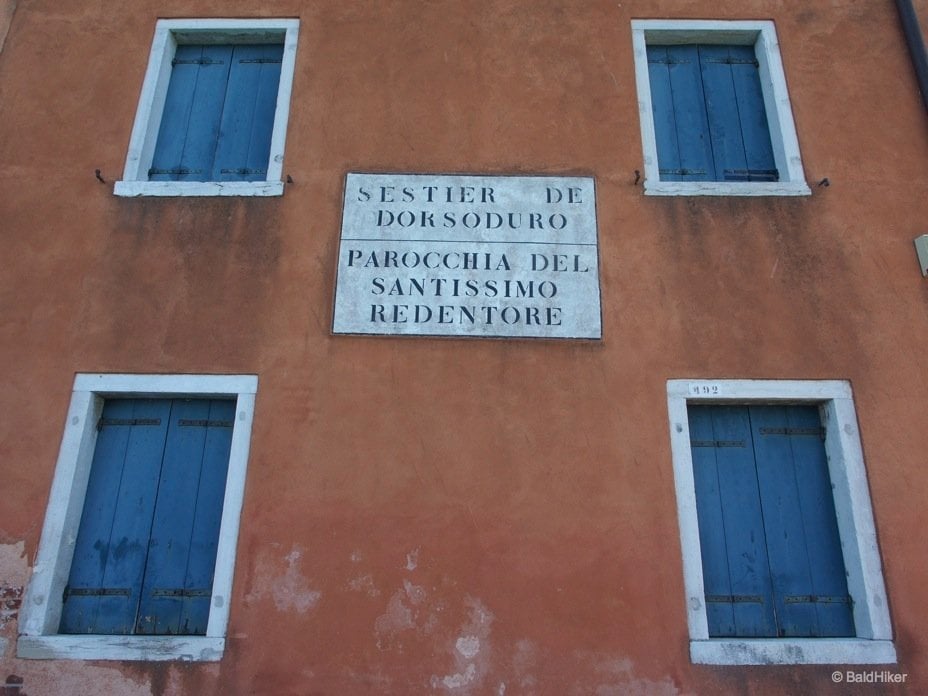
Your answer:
333;173;601;339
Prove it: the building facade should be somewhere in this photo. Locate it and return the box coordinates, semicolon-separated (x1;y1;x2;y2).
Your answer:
1;1;927;693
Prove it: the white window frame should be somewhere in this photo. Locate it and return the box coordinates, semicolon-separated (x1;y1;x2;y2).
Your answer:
666;380;895;665
632;20;810;197
114;19;299;198
17;373;258;661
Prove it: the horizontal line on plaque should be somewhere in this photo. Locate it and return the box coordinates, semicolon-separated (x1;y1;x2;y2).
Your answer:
341;238;598;246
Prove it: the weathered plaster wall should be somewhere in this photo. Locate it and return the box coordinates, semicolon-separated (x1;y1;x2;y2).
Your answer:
1;1;927;694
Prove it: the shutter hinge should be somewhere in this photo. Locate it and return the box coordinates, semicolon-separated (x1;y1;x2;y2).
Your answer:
148;168;203;177
97;417;161;431
659;168;707;177
705;57;760;67
705;594;764;603
151;588;212;598
723;169;780;182
178;419;234;428
784;595;852;605
172;58;225;67
219;168;267;177
759;426;826;439
63;586;131;601
691;439;745;448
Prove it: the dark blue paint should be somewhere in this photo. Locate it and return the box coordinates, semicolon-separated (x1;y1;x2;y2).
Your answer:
689;405;855;638
60;398;234;636
648;44;777;182
150;43;283;183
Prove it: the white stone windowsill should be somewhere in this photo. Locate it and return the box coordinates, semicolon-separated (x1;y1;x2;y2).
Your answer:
691;638;897;665
114;180;285;197
644;181;811;197
18;635;225;662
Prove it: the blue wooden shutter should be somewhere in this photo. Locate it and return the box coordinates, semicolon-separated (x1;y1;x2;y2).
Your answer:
689;406;777;637
60;398;233;636
647;45;715;181
648;44;778;182
150;45;233;182
750;405;854;637
136;399;233;635
60;399;171;634
698;45;777;182
212;44;284;182
149;43;282;182
689;405;855;638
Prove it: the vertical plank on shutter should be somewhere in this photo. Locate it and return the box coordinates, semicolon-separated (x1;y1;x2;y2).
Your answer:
699;45;749;181
150;45;201;182
787;406;856;637
96;400;170;634
690;406;777;637
646;46;683;180
212;44;283;182
149;45;232;182
729;45;777;179
665;45;714;181
179;399;234;633
179;45;233;182
135;400;210;635
60;400;134;633
709;406;777;637
689;407;736;636
750;405;819;637
61;400;170;634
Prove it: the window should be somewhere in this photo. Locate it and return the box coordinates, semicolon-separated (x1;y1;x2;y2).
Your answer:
632;20;810;196
18;374;257;661
114;19;299;197
667;380;895;665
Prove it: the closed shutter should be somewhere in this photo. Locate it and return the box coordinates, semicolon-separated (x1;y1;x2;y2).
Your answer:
59;398;233;636
690;405;777;637
647;45;715;181
212;44;284;182
149;43;283;183
647;44;778;182
689;405;855;638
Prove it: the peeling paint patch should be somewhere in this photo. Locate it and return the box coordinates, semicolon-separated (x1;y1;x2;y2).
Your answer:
403;579;426;605
568;653;684;696
405;548;420;571
430;597;494;694
374;588;415;650
437;662;477;689
455;635;480;660
511;639;538;689
0;542;27;637
347;574;381;598
246;545;321;614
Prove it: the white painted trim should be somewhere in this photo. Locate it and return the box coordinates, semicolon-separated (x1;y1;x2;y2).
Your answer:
116;18;299;198
17;635;225;662
113;181;285;197
690;639;898;666
18;373;258;662
72;373;257;395
643;181;810;197
666;379;896;665
631;20;810;197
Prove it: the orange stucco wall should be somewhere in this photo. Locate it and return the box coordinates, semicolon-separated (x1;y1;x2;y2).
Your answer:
1;1;928;694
